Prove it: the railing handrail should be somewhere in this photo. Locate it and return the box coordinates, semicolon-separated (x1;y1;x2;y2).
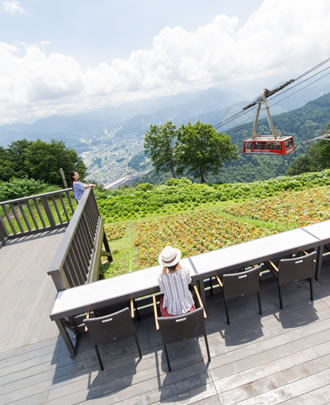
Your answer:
48;187;93;275
0;188;73;206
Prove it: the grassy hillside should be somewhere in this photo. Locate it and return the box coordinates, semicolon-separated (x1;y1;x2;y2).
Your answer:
101;170;330;277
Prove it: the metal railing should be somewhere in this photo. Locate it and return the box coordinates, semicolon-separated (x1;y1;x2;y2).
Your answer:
48;188;112;292
0;188;75;244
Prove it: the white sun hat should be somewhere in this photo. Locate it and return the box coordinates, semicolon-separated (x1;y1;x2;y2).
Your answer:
158;245;182;267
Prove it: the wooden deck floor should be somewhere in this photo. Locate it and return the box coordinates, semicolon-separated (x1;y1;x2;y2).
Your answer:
0;229;66;352
0;250;330;404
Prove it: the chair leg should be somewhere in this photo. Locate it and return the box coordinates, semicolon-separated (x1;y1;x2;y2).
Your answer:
278;281;283;309
223;297;230;324
163;344;171;372
94;344;104;371
209;277;213;296
309;278;314;301
257;291;262;315
133;299;141;322
134;334;142;359
204;334;211;362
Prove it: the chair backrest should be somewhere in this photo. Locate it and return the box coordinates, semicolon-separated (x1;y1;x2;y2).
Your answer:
158;307;205;345
222;266;262;300
84;307;135;345
278;251;316;285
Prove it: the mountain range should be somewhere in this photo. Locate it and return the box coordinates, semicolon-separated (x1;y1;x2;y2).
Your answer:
0;81;329;186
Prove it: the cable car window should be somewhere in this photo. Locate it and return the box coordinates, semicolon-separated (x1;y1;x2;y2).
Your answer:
272;142;281;149
245;142;252;148
265;142;272;149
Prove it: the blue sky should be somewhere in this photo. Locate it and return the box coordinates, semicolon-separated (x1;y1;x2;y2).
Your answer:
0;0;329;124
0;0;263;64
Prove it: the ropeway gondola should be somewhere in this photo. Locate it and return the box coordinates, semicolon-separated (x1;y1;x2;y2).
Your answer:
242;88;295;156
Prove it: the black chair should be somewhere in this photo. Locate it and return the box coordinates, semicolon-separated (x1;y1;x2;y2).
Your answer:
215;265;262;324
152;286;210;372
83;307;142;371
268;251;317;309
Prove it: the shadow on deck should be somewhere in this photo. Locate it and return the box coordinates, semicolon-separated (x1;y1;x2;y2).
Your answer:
1;261;330;405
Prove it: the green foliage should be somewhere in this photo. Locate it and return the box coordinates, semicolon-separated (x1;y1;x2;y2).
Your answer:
134;182;155;191
96;169;330;222
0;178;49;201
287;123;330;175
1;139;87;186
176;121;238;183
144;120;238;183
144;121;178;178
0;146;15;181
165;177;192;187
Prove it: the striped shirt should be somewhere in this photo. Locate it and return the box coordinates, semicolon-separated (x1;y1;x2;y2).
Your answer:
158;267;194;315
73;181;85;201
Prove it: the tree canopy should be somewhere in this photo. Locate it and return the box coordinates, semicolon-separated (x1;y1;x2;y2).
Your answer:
0;139;87;186
144;120;238;183
286;124;330;175
144;121;177;178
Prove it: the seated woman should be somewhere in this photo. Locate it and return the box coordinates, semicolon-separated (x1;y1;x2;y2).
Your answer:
158;246;195;317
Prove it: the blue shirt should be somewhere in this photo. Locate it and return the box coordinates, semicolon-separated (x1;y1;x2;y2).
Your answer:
73;181;85;201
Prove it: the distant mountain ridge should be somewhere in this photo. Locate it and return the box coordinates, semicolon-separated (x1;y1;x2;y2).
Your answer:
136;92;330;185
1;81;329;149
0;83;329;186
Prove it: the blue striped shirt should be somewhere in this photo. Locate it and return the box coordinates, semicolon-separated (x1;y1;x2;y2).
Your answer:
158;267;194;315
73;181;85;201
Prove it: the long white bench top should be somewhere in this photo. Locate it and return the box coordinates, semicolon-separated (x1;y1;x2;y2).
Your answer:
189;228;320;277
303;220;330;243
50;226;322;321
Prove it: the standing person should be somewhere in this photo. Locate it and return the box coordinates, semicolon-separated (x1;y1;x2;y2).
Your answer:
158;246;195;317
71;171;96;202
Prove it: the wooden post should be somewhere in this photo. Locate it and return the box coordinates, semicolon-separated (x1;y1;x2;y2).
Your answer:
60;168;68;189
0;216;9;247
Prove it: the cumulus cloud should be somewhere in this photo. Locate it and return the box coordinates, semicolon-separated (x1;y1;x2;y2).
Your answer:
1;0;25;15
0;0;329;124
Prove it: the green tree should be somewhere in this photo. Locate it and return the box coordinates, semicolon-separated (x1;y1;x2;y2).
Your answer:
6;139;32;178
25;139;86;186
144;121;177;178
3;139;86;186
287;124;330;175
175;121;238;183
0;146;15;181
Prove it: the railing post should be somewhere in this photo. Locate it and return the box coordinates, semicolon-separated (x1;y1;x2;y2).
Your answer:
0;216;9;247
41;196;56;229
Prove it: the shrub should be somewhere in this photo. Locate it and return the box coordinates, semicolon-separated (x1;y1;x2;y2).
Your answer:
0;178;49;201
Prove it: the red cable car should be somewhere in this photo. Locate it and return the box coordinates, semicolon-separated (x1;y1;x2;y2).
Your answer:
242;136;294;155
242;89;295;156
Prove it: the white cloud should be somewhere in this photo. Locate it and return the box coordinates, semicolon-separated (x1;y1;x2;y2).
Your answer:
0;0;329;124
1;0;25;15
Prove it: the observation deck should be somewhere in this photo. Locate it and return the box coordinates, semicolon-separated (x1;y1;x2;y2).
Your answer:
0;190;330;404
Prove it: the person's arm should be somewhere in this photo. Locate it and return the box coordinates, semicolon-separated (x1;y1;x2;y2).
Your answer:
84;183;96;189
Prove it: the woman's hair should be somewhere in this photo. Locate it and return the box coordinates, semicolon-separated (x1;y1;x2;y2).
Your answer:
167;264;178;272
70;171;77;184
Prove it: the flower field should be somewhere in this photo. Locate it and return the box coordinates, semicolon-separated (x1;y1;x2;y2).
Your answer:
223;186;330;227
104;223;126;241
103;179;330;276
135;210;274;268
